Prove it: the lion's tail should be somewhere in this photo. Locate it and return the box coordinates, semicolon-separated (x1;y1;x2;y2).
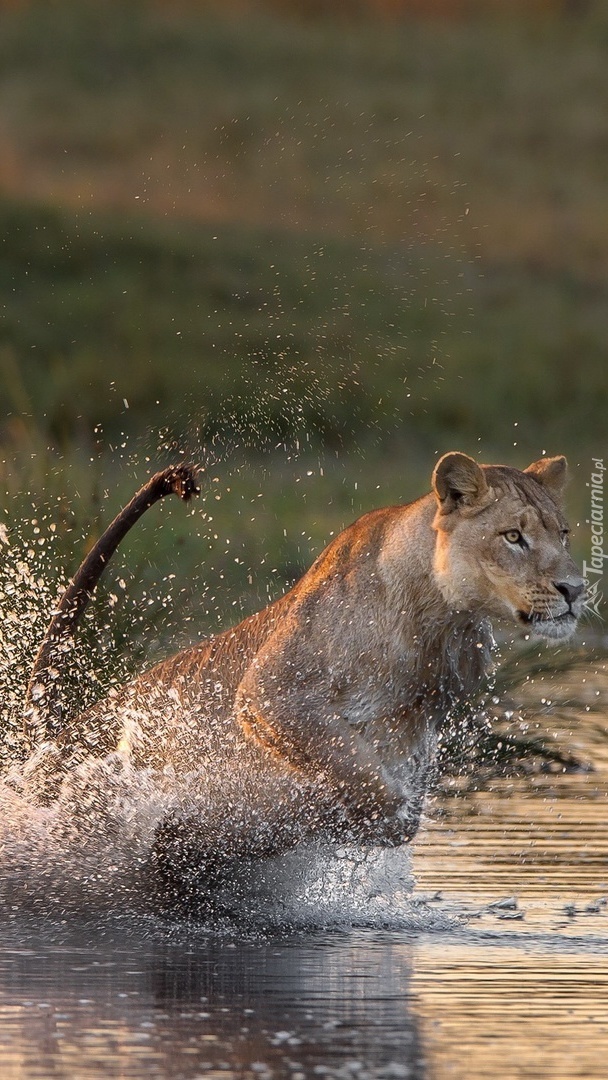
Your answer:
23;464;200;750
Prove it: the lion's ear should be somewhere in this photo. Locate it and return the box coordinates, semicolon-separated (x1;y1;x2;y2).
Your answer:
524;456;567;502
432;452;488;514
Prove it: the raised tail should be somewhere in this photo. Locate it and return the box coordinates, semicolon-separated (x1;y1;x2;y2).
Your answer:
23;464;200;750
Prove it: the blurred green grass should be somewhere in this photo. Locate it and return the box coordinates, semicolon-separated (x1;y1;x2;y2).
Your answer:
0;0;606;652
1;197;605;483
2;2;608;267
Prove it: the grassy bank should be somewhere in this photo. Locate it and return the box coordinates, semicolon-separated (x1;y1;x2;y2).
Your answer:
1;2;606;458
1;196;605;474
0;1;606;668
1;3;608;270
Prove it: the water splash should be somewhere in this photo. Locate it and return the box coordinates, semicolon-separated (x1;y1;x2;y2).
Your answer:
0;748;446;930
0;516;436;931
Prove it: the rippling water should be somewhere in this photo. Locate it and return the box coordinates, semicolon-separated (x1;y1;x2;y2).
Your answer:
412;685;608;1079
1;673;607;1079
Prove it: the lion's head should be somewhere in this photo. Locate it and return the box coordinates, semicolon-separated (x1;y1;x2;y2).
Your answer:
431;452;585;641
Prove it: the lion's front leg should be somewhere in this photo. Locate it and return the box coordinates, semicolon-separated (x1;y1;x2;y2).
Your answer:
147;772;320;912
235;683;413;847
346;793;424;847
149;812;226;913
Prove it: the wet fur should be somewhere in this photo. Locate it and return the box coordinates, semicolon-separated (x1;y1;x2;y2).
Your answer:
25;453;585;904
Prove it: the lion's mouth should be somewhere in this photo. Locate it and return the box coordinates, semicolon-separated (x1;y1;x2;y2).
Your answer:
517;608;575;625
516;608;577;637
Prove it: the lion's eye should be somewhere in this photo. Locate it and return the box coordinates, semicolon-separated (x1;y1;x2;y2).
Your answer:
503;529;523;545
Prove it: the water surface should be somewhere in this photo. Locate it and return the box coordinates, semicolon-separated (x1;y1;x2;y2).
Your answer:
1;674;607;1079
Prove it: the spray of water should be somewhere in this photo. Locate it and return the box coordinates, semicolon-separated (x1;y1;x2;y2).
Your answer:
0;484;442;931
0;119;476;930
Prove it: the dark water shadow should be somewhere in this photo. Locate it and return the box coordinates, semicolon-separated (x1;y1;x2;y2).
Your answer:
0;918;424;1079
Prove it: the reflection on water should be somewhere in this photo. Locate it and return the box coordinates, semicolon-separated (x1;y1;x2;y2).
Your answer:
412;690;608;1080
412;940;608;1080
0;677;607;1078
0;922;423;1079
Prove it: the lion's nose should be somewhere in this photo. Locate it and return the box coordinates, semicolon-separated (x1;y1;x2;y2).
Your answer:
553;581;585;605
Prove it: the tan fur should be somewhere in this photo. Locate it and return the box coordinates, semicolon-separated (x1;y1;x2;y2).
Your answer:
44;453;585;854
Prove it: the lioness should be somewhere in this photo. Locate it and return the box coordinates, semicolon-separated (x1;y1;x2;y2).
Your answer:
23;452;585;903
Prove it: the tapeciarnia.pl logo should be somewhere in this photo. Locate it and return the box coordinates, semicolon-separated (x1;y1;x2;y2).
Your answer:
583;458;605;616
